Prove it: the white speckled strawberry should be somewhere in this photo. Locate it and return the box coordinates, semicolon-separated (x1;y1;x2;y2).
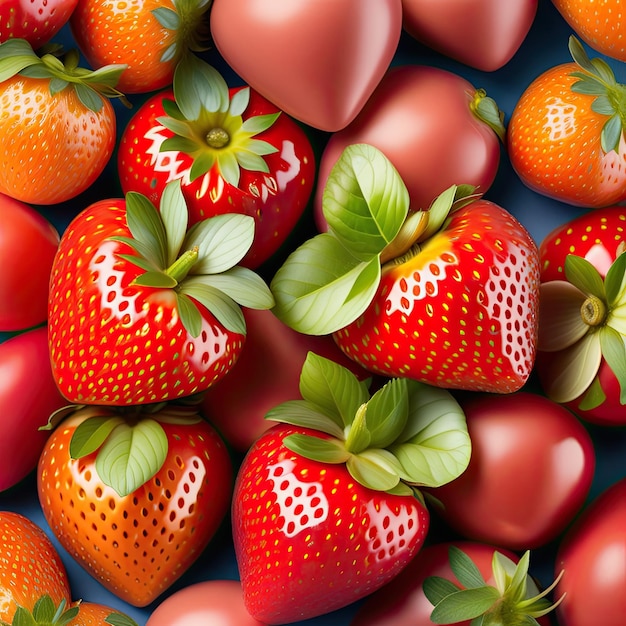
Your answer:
270;144;540;394
48;179;274;406
232;352;471;624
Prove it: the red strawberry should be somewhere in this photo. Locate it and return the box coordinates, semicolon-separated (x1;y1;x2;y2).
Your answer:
38;403;233;607
232;352;471;624
271;145;540;394
48;179;274;406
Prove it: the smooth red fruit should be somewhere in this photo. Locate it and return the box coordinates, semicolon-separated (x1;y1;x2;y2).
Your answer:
401;0;538;71
0;0;79;48
0;511;71;623
334;198;540;394
210;0;403;131
233;424;429;624
555;478;626;626
38;409;233;607
314;65;502;227
146;580;267;626
425;392;595;550
201;308;369;452
0;193;59;331
0;327;68;492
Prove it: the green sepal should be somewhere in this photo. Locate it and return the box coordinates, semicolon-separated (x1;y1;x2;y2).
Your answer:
604;251;626;306
577;375;607;410
564;254;605;298
282;434;350;464
69;416;126;458
4;596;78;626
599;325;626;404
470;89;506;144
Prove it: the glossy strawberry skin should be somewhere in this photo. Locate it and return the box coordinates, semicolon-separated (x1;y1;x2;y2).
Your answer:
0;75;116;205
0;511;71;623
37;411;233;607
48;198;245;406
232;424;429;625
118;87;315;269
508;62;626;208
334;199;540;393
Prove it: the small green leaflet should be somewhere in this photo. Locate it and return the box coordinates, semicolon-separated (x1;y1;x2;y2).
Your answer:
270;144;409;335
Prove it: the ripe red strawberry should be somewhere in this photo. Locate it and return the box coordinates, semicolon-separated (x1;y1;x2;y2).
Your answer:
0;38;126;205
271;145;540;394
232;352;471;624
117;55;315;269
508;36;626;208
48;179;274;406
535;207;626;425
552;0;626;62
70;0;210;94
38;403;233;607
0;512;71;624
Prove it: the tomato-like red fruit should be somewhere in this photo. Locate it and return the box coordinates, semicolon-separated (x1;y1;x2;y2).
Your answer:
0;327;68;492
555;478;626;626
0;0;79;48
314;65;501;228
0;193;59;331
146;580;267;626
425;392;595;550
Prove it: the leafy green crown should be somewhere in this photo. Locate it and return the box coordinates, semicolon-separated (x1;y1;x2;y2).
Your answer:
265;352;472;495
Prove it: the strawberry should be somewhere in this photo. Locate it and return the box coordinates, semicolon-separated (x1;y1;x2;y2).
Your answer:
0;38;127;205
37;403;233;607
232;352;471;624
535;207;626;425
70;0;210;94
48;179;274;406
0;512;71;624
508;36;626;208
552;0;626;62
271;144;540;394
117;55;315;269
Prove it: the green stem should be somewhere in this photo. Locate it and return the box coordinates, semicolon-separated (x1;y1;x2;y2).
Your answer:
167;246;199;283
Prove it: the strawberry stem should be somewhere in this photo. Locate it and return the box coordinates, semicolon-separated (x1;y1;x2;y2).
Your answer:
167;246;199;283
581;294;607;326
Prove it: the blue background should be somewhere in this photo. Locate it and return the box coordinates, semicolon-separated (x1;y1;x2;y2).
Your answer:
1;1;625;625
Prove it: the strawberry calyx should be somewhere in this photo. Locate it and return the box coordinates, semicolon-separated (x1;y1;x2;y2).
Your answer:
265;352;471;496
156;54;280;187
470;88;506;144
270;141;478;335
111;179;275;338
3;594;139;626
0;38;129;112
538;251;626;408
568;35;626;153
423;547;564;626
152;0;211;63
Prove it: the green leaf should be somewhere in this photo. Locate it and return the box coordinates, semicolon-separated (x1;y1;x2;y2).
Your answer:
564;254;605;298
69;416;125;458
132;270;178;288
299;352;370;430
31;594;58;622
448;545;488;589
174;54;229;118
283;434;350;464
591;94;616;116
229;86;250;116
599;325;626;404
423;576;462;606
185;213;255;274
430;587;501;624
11;607;37;626
577;376;607;410
322;143;409;261
344;404;371;453
346;450;402;492
235;148;273;173
601;113;623;153
363;378;409;449
270;232;382;335
160;179;189;265
151;6;179;29
95;419;169;497
0;38;42;82
391;382;470;487
185;268;274;310
241;111;280;134
265;400;346;439
605;251;626;307
124;192;168;269
74;83;104;113
178;283;246;335
105;613;140;626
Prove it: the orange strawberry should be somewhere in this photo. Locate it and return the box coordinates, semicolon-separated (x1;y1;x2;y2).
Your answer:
70;0;210;94
508;36;626;208
552;0;626;62
0;512;71;623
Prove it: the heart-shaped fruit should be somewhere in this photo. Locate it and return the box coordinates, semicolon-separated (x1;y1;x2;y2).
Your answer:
209;0;403;131
401;0;538;71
